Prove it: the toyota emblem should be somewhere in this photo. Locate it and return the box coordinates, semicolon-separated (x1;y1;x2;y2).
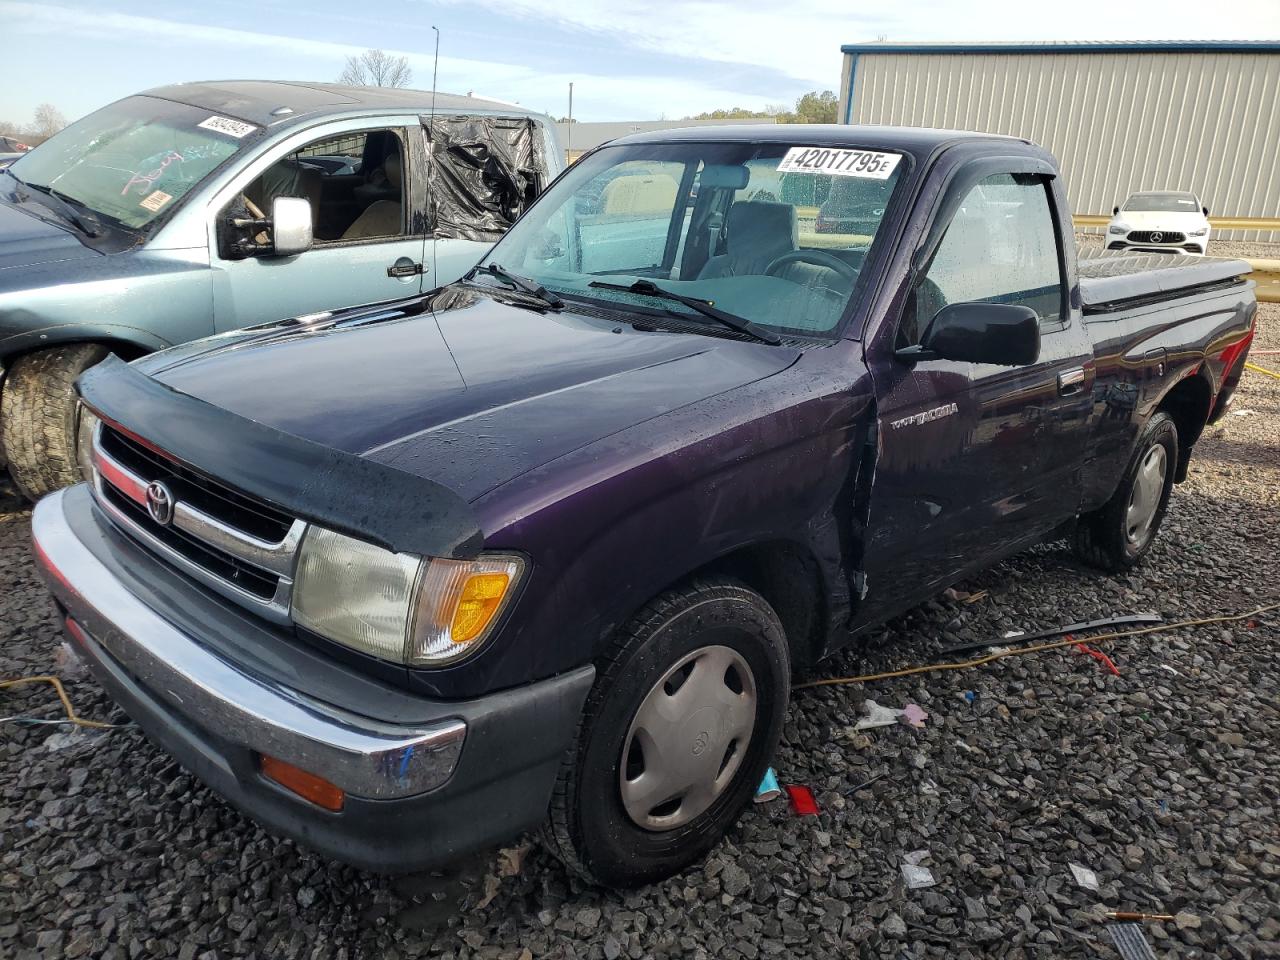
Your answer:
1151;231;1164;243
145;480;175;526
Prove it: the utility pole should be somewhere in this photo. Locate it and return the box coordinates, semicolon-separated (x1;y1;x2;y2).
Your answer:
566;82;574;163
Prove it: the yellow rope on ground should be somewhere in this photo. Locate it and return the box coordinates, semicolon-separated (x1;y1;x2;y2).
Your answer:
793;602;1280;691
1245;361;1280;380
0;675;120;729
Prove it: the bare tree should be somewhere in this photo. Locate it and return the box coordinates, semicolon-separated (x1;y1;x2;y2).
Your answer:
339;49;412;88
31;103;67;139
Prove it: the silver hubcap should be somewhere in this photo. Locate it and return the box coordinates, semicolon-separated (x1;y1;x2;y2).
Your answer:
1126;443;1167;544
619;645;757;832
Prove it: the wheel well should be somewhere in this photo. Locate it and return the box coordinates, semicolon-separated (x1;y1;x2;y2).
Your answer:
684;541;826;672
2;338;149;371
1157;374;1212;482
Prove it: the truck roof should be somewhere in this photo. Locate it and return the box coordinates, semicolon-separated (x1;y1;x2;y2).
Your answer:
140;80;547;127
611;123;1030;153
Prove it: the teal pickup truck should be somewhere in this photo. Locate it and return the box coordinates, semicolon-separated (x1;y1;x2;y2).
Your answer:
0;80;561;497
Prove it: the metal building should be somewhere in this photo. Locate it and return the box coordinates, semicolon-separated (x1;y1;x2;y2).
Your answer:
837;41;1280;241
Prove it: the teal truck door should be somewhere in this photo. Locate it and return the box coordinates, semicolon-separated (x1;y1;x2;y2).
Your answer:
206;123;428;329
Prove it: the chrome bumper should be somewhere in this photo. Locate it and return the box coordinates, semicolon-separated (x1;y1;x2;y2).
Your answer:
31;487;466;800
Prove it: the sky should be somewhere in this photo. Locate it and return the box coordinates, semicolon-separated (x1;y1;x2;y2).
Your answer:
2;0;1278;127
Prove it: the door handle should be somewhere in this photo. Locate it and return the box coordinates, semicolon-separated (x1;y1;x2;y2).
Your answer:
1057;368;1086;396
387;258;424;279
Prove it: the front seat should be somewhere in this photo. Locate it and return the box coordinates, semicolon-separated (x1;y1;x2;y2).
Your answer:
698;201;798;279
246;158;322;222
342;151;404;240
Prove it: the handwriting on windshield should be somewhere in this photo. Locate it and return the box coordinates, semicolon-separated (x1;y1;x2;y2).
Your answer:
121;151;185;197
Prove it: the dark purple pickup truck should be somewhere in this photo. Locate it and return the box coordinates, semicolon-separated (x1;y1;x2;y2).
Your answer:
32;125;1256;887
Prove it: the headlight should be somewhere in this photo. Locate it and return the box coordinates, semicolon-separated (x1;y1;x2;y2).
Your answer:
1190;227;1209;237
291;526;524;666
1108;224;1128;235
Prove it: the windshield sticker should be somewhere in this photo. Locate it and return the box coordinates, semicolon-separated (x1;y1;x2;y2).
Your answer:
138;190;173;213
777;147;900;180
197;115;258;139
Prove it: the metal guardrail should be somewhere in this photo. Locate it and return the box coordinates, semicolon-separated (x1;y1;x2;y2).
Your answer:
1248;259;1280;304
1072;215;1280;232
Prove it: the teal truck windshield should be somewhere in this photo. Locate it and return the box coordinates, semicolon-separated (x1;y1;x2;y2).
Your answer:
8;96;254;230
477;141;904;336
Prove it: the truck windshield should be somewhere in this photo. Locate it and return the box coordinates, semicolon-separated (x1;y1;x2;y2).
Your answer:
7;96;255;231
474;141;905;337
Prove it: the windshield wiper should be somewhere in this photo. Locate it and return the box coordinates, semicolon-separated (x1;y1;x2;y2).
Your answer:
468;262;563;309
21;182;103;238
588;279;781;345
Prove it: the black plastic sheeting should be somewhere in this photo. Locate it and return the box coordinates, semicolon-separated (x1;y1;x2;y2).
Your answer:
423;115;544;242
78;356;485;560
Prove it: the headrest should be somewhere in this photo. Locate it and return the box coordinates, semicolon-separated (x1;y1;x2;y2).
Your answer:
726;201;798;255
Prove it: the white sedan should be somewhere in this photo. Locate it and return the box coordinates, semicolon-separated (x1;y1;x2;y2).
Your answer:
1106;191;1212;256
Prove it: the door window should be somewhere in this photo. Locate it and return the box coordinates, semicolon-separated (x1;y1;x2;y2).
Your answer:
901;174;1064;347
240;129;407;244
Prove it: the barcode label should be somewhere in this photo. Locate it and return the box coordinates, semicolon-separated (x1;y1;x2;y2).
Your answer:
197;115;258;139
777;147;900;179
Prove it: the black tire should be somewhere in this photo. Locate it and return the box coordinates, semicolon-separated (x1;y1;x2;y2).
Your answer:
1;344;111;500
1072;411;1179;573
545;578;791;887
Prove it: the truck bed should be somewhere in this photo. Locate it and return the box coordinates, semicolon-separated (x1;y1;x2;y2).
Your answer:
1078;250;1251;314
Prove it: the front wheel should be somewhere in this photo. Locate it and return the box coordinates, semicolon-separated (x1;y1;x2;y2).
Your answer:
1072;411;1178;572
0;344;110;500
546;579;791;887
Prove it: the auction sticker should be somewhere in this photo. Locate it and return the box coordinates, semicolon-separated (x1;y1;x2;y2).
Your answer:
139;190;173;212
197;115;258;139
777;146;900;179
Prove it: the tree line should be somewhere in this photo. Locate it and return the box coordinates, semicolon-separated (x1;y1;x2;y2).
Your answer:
0;104;68;145
686;90;839;124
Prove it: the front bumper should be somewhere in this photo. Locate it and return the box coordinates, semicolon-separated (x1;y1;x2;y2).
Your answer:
32;485;594;872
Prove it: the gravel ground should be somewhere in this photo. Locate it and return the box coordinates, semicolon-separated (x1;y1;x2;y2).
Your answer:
1;305;1277;960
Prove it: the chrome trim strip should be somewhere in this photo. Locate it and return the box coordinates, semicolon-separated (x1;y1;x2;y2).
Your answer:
32;489;466;800
172;503;305;577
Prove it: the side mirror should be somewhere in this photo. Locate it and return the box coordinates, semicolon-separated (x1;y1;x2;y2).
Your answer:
1202;206;1209;216
270;196;313;256
1112;206;1120;216
897;302;1040;367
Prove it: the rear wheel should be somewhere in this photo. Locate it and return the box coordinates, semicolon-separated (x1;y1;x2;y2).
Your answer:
1;344;111;500
1072;411;1178;572
546;578;790;887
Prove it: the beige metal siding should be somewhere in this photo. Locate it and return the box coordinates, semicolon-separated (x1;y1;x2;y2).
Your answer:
844;51;1280;242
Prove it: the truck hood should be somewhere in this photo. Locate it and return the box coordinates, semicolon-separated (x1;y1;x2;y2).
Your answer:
146;290;800;503
0;196;101;272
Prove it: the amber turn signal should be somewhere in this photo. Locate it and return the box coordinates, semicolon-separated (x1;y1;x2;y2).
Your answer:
260;754;345;811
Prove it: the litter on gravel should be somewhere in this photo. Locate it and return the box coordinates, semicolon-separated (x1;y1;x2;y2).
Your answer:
1069;862;1101;891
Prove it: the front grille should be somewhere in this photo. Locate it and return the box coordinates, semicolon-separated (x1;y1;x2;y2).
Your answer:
91;423;305;623
100;428;293;542
1126;230;1186;244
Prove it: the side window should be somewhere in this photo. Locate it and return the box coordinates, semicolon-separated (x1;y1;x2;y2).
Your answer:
901;173;1063;348
241;129;407;244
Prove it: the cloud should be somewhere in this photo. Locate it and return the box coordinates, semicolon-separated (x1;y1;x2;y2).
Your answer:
0;1;785;119
427;0;1280;88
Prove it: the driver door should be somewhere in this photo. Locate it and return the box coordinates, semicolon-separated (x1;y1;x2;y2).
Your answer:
856;170;1093;623
207;122;428;330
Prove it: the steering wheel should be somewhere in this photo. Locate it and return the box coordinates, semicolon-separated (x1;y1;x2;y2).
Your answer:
764;250;859;287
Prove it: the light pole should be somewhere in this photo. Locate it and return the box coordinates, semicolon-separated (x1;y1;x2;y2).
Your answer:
566;82;574;163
